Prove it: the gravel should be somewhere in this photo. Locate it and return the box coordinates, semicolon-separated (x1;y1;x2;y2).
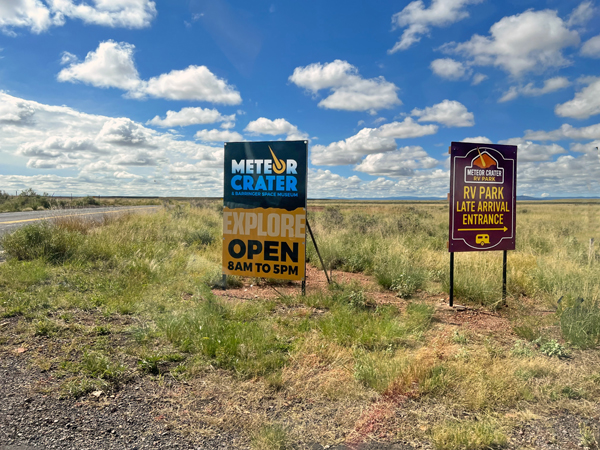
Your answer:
2;348;599;450
0;351;247;449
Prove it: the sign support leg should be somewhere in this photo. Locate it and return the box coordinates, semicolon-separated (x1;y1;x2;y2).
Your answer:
306;219;331;285
449;252;454;307
502;250;507;304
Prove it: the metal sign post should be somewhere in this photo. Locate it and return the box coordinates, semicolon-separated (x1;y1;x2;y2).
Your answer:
306;219;331;285
222;140;308;292
448;142;517;306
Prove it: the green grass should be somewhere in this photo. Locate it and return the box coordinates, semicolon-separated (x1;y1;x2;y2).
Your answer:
251;423;289;450
0;199;599;448
431;418;508;450
559;300;600;348
160;296;291;377
308;201;600;307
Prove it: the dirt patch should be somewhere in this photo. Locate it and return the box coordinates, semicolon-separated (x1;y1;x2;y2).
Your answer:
213;264;514;338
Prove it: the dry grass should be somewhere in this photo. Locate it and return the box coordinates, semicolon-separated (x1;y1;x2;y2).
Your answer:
1;200;599;448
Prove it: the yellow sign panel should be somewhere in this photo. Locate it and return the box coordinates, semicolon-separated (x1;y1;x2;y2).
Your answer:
222;207;306;280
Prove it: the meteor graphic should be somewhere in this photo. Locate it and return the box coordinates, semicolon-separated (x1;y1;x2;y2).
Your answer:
269;146;286;174
477;147;486;168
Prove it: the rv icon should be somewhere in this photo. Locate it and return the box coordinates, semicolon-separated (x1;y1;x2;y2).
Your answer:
475;234;490;246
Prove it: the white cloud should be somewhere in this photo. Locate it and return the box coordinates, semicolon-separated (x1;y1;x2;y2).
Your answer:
524;122;600;141
49;0;157;29
567;1;595;28
555;77;600;119
499;77;571;102
2;91;596;199
0;91;229;196
289;60;400;112
147;107;235;128
446;9;580;77
60;51;77;65
311;129;396;166
520;77;571;96
114;171;143;179
411;100;474;127
111;151;161;166
354;146;439;177
0;0;155;35
194;129;243;142
461;136;492;143
58;40;141;91
97;118;153;147
307;169;363;198
58;41;242;104
517;151;600;197
244;117;308;140
310;117;437;166
0;0;63;35
389;0;483;53
137;66;241;104
581;35;600;57
430;58;469;80
498;86;519;103
376;118;438;138
569;140;600;156
471;73;487;85
289;60;354;92
497;137;566;162
0;97;36;123
308;168;450;199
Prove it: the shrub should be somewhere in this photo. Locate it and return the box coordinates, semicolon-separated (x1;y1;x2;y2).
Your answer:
1;222;83;263
538;339;569;358
0;189;55;213
376;264;427;298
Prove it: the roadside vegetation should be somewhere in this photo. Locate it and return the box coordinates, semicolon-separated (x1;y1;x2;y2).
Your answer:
0;188;160;213
0;200;599;449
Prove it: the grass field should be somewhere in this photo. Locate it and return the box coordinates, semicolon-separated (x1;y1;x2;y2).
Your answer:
1;199;599;449
0;189;160;213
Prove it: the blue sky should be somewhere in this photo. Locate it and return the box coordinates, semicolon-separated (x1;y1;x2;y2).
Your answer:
0;0;599;198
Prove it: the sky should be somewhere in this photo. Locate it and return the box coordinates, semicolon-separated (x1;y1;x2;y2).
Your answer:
0;0;599;199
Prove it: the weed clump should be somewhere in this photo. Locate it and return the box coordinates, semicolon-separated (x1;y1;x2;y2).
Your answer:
431;418;507;450
160;296;290;377
538;339;569;358
251;423;289;450
184;228;215;247
559;300;600;349
1;222;83;263
374;253;427;298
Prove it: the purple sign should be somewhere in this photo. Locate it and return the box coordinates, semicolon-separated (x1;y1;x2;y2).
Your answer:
449;142;517;252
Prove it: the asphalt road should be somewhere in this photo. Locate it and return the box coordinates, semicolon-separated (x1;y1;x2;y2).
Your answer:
0;205;160;237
